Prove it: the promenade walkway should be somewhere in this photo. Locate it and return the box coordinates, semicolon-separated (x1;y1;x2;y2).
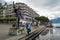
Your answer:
5;25;45;40
0;24;12;40
0;24;45;40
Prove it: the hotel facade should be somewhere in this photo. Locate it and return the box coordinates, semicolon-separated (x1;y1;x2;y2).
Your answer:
0;2;39;23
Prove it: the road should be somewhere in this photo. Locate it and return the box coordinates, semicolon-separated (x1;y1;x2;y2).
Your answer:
0;24;12;40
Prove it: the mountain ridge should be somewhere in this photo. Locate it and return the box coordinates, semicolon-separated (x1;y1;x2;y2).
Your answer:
51;17;60;23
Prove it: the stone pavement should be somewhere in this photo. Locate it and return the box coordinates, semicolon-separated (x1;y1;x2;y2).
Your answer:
0;24;12;40
5;26;45;40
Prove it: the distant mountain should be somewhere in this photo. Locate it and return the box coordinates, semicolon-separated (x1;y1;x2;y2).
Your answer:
51;17;60;23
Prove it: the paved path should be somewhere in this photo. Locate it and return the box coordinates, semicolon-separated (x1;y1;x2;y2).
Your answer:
0;24;45;40
0;24;12;40
6;26;45;40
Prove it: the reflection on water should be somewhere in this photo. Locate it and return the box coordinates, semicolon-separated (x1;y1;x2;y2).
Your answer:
36;28;60;40
53;28;60;40
52;23;60;27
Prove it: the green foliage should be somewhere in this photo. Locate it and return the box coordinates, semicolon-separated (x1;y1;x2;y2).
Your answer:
8;18;16;21
0;17;16;21
0;18;7;21
35;16;49;22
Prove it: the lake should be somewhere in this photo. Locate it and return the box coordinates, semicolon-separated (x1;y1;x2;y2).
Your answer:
35;23;60;40
52;23;60;27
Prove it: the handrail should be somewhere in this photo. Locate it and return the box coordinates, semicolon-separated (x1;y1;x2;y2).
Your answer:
26;28;45;40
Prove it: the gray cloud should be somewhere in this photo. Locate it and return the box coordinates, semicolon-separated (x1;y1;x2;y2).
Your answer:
27;0;60;7
0;0;5;3
0;0;60;19
27;0;60;19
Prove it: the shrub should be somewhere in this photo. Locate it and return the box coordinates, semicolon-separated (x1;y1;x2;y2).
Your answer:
0;17;16;21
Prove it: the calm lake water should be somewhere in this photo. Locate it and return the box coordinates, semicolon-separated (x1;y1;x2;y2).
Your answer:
36;23;60;40
52;23;60;27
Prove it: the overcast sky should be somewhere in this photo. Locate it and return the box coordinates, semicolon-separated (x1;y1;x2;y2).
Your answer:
0;0;60;19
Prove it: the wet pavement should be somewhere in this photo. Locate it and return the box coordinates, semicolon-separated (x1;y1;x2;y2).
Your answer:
0;24;12;40
35;27;60;40
0;24;45;40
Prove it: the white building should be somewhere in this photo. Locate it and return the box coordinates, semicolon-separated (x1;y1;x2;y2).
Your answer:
1;2;39;24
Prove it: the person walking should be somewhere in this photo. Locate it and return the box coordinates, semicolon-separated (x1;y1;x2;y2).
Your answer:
26;23;31;35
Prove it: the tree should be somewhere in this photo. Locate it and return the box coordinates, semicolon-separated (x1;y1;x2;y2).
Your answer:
35;17;40;21
35;16;49;23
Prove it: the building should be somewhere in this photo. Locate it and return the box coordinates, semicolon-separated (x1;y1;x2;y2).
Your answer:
2;3;15;18
1;2;39;24
14;3;39;23
0;3;3;18
2;2;39;17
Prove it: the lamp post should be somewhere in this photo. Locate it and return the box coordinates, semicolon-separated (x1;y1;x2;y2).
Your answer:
13;1;21;28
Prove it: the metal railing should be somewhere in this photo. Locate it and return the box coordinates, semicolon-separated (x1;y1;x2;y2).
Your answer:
19;27;46;40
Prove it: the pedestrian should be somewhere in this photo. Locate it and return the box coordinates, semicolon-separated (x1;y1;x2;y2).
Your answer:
26;23;31;35
12;21;18;29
